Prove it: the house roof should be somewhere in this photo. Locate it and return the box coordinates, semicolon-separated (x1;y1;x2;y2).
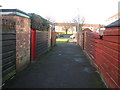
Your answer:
1;9;30;18
54;23;77;26
105;19;120;28
55;23;105;27
83;28;92;32
83;24;105;27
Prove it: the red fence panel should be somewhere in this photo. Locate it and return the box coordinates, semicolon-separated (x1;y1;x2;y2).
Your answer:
103;29;120;35
78;28;120;88
103;36;120;43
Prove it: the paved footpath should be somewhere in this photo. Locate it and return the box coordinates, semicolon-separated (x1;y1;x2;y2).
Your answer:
3;43;106;88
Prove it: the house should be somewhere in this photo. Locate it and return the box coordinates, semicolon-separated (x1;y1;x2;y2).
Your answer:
105;13;120;25
55;23;105;34
82;24;105;32
54;23;77;34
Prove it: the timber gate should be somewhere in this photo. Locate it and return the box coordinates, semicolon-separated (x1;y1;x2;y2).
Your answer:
2;19;16;83
36;31;49;57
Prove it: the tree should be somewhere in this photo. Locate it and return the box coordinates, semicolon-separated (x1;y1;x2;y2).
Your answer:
70;26;74;34
45;16;55;31
45;16;56;23
72;16;85;32
72;16;85;45
61;22;71;34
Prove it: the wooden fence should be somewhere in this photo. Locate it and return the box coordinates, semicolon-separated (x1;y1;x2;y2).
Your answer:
77;27;120;88
2;19;16;83
51;32;56;46
1;9;56;84
36;31;49;56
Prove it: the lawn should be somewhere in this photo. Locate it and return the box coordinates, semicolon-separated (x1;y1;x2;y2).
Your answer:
56;39;69;44
56;34;72;38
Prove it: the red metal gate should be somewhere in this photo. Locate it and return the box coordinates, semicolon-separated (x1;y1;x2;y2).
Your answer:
31;29;36;60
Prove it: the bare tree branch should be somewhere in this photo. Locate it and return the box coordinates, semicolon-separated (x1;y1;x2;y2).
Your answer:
72;16;86;32
61;22;71;34
45;16;56;23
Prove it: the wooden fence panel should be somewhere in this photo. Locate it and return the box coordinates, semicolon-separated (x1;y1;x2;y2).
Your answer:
80;29;120;88
51;32;56;46
36;31;49;57
2;19;16;83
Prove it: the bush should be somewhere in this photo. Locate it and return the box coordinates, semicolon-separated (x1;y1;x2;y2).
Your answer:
29;13;49;31
63;34;72;37
60;34;64;37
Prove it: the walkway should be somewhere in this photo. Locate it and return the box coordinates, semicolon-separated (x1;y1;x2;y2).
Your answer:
3;42;106;88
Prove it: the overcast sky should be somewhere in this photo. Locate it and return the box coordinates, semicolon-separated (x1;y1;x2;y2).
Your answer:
0;0;119;24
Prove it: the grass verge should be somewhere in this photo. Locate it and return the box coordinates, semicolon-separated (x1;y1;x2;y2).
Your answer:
56;39;69;44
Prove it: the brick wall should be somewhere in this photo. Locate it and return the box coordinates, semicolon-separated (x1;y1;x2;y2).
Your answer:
78;27;120;88
2;15;31;71
15;16;31;71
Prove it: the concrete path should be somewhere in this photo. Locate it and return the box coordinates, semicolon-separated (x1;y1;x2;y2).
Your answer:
3;43;106;88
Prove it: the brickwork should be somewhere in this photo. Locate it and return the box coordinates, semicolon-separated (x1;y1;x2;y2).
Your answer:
15;16;31;71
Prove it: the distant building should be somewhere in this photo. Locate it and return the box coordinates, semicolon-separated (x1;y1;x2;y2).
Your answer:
55;23;77;34
96;28;106;36
55;23;105;34
82;24;105;32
